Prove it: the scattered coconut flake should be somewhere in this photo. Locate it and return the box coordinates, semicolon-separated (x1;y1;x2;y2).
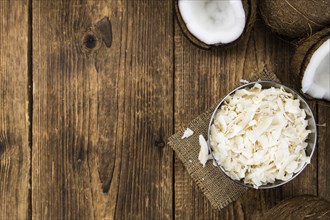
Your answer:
198;135;209;167
209;83;312;188
181;128;194;139
189;160;193;163
317;123;326;127
240;79;250;84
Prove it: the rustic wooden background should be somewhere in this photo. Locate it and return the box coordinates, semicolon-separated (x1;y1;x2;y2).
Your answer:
0;0;329;219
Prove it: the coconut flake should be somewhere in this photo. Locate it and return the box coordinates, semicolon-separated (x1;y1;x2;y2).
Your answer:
302;39;330;101
181;128;194;139
210;83;312;188
198;135;210;167
178;0;246;45
240;79;250;84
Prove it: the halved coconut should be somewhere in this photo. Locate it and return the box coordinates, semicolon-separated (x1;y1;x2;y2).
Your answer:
291;28;330;102
175;0;256;49
258;0;330;39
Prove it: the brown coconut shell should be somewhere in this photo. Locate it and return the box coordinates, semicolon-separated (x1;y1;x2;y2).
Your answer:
175;0;257;50
258;0;330;39
291;27;330;105
257;195;330;220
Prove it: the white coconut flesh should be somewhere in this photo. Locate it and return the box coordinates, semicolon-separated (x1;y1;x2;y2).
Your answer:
178;0;246;45
302;39;330;101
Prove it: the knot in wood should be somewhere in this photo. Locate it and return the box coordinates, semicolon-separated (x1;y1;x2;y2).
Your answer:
83;34;97;49
154;139;165;148
79;17;112;56
81;31;101;52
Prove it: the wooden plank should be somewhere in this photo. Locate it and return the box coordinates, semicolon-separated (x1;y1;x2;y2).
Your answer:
0;1;30;219
174;19;318;219
318;104;330;201
32;0;173;219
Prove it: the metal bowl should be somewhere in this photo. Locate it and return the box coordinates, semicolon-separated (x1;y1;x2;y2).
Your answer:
207;81;317;189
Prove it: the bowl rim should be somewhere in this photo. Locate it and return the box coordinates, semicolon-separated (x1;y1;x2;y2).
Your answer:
207;80;318;189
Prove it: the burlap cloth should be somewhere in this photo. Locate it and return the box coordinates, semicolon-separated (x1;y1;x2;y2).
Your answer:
168;69;280;210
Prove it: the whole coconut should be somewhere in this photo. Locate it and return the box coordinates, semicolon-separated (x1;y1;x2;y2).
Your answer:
259;0;330;39
260;196;330;220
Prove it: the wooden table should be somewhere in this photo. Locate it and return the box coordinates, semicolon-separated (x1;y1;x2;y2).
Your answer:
0;1;329;219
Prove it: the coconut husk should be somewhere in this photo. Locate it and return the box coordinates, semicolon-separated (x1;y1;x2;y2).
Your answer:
175;0;257;50
291;27;330;106
258;0;330;39
256;195;330;220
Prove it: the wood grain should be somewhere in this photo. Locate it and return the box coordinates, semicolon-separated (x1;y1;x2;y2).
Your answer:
0;1;328;219
0;0;30;219
32;0;173;219
318;105;330;201
174;18;319;219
